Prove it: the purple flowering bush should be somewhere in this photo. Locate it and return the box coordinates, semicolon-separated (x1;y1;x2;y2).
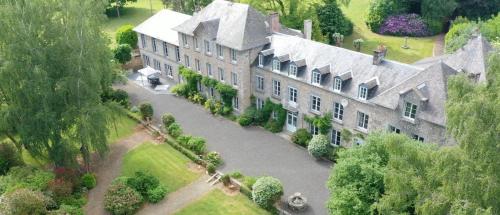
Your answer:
379;14;430;37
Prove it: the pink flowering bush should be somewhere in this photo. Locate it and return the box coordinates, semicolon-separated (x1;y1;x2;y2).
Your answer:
379;14;430;37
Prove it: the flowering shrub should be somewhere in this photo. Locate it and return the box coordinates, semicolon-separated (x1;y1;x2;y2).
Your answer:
379;14;430;37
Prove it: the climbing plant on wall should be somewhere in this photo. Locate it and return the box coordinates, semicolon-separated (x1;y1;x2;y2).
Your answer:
304;112;333;135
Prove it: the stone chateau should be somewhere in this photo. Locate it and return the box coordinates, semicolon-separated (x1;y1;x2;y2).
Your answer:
133;0;492;146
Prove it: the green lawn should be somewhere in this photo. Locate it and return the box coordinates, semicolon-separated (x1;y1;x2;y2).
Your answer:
121;142;201;193
340;0;437;63
107;110;138;144
104;0;164;47
174;189;270;215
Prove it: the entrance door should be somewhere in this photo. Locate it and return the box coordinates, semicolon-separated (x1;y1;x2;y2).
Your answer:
286;111;298;132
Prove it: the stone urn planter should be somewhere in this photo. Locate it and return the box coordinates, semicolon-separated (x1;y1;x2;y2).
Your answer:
287;192;308;212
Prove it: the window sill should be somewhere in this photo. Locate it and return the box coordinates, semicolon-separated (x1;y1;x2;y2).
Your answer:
310;110;321;115
184;45;190;49
255;89;265;93
231;60;237;65
355;127;368;134
218;57;224;61
330;143;340;147
312;83;321;87
271;94;281;100
205;52;212;56
402;117;416;124
333;119;343;124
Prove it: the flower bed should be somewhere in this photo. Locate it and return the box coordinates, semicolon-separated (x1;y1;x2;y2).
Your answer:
379;14;430;37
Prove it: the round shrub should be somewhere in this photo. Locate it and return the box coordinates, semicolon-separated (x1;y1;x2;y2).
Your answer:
0;140;23;175
187;137;206;154
110;89;129;108
167;123;183;139
161;114;176;128
307;134;329;158
379;14;430;37
126;171;159;198
115;25;138;48
252;177;284;209
139;103;154;120
291;128;312;147
206;151;222;167
146;185;167;203
1;188;50;215
81;173;97;190
366;0;406;32
221;174;231;186
104;182;143;215
113;44;132;64
238;115;253;126
206;163;216;175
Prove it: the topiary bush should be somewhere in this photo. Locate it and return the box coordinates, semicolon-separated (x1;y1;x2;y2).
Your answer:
0;188;50;215
139;103;154;120
81;173;97;190
308;134;329;158
206;151;222;167
291;128;313;147
115;24;138;48
206;163;216;175
0;140;23;175
113;44;132;64
126;171;159;198
187;137;206;154
252;176;284;210
167;123;183;139
104;182;143;215
161;113;175;128
146;185;167;203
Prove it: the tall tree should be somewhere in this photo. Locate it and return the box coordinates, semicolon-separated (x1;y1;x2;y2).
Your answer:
108;0;138;17
162;0;212;14
0;0;113;169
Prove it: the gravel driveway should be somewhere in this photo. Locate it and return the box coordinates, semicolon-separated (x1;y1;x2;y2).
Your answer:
118;81;332;215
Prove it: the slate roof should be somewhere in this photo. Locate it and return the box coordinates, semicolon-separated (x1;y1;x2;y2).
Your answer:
173;0;271;50
265;34;423;100
133;9;192;46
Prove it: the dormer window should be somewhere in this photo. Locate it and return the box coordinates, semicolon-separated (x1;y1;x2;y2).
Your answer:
272;59;280;72
333;78;342;92
258;54;264;67
358;86;368;100
289;65;297;77
312;71;321;85
403;102;417;120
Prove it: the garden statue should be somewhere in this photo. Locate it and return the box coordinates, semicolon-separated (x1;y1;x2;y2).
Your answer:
401;36;410;49
353;39;364;52
332;33;344;47
288;192;308;211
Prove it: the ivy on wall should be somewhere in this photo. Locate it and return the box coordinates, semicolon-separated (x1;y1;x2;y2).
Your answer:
238;97;287;133
304;112;333;135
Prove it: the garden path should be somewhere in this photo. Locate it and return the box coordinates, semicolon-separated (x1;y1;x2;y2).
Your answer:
84;128;152;215
137;175;215;215
433;33;446;56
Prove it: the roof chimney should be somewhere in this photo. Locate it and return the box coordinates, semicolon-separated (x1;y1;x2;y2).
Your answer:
373;45;387;65
303;19;312;40
269;12;280;33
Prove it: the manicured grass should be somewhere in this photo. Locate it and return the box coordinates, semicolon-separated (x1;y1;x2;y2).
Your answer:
174;189;270;215
103;0;164;47
121;142;201;193
340;0;437;63
107;110;138;144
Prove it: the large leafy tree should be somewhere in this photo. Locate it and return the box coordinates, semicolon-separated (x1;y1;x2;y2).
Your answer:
161;0;213;14
0;0;113;169
108;0;138;17
316;0;353;44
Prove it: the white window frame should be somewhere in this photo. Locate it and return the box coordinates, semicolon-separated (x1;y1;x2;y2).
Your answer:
289;64;297;77
389;125;401;133
333;78;342;92
175;47;181;62
358;86;368;100
334;102;343;121
232;96;239;110
272;59;280;72
218;67;225;82
182;34;188;47
231;72;238;87
206;63;212;76
312;71;321;85
357;111;369;130
230;48;237;63
412;134;424;142
204;40;211;54
272;80;281;97
258;54;264;67
256;97;264;110
216;44;223;59
153;59;161;70
403;101;417;120
165;64;173;78
141;34;147;48
288;87;297;104
256;75;264;91
310;124;319;135
143;54;150;66
163;42;169;56
152;38;157;52
195;59;201;72
331;129;341;146
311;95;321;112
184;55;190;68
194;37;199;50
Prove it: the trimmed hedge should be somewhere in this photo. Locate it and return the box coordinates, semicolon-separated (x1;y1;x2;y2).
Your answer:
165;139;207;167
